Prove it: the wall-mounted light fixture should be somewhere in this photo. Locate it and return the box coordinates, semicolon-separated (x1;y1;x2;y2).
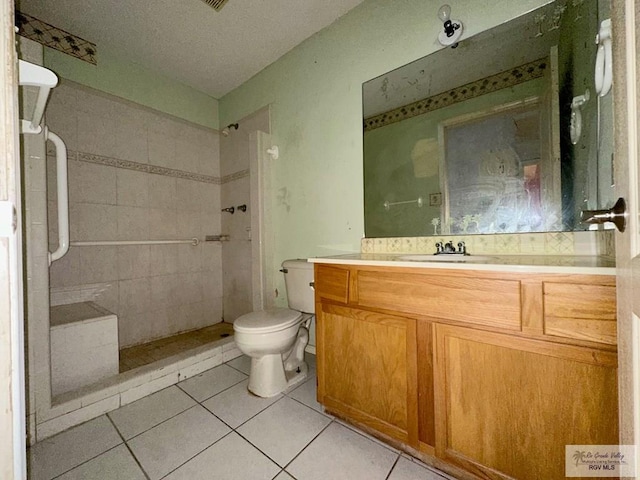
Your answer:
437;4;463;47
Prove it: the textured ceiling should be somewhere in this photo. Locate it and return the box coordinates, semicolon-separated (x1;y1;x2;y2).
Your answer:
17;0;367;98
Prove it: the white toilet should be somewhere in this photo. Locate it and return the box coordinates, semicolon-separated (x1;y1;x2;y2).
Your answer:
233;259;314;398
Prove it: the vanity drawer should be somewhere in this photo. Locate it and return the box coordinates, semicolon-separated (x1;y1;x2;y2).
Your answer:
314;265;350;304
356;270;521;331
543;282;617;345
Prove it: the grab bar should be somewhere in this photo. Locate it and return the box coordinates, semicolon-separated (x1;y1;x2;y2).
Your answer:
383;196;424;211
46;128;69;265
70;238;200;247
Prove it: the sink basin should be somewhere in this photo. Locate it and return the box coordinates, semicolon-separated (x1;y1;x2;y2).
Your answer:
395;254;497;263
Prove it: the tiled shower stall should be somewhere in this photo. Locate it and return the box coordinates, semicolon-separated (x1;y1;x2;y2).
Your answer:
45;81;224;348
20;38;271;443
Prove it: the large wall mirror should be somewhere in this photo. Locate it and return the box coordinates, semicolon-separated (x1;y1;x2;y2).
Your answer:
363;0;614;237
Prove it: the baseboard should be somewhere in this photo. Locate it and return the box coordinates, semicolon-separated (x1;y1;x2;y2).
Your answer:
305;344;316;355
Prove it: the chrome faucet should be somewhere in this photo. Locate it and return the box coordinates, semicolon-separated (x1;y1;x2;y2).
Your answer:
435;241;467;255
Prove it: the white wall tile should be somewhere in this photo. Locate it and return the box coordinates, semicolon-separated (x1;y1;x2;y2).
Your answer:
176;179;202;212
113;116;149;164
177;244;202;273
150;275;178;310
68;160;117;206
148;130;176;169
148;208;178;239
50;256;84;294
119;278;152;316
117;205;150;241
79;247;119;284
148;174;177;209
76;111;117;158
116;169;149;207
149;245;178;276
72;203;118;241
117;245;150;279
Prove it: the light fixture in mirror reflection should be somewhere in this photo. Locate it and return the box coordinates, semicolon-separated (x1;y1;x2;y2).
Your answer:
362;0;614;238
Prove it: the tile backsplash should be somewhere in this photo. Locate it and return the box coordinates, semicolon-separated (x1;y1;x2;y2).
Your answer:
361;230;615;258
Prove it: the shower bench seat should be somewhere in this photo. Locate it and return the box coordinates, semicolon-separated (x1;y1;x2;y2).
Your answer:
50;301;119;396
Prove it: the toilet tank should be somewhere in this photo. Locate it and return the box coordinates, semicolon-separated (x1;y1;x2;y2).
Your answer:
282;259;315;313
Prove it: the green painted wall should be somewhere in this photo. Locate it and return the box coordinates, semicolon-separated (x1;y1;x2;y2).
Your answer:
219;0;550;269
44;47;219;129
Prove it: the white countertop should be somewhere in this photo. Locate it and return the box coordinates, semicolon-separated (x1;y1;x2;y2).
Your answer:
308;253;616;275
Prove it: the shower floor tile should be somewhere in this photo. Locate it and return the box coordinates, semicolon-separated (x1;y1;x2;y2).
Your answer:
119;322;234;372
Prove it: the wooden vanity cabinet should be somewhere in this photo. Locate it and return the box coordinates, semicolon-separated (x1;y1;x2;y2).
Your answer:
434;324;618;480
317;304;419;446
315;265;418;446
314;263;618;480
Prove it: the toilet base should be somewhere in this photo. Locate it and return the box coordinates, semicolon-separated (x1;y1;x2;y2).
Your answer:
284;361;309;392
247;355;308;398
245;323;310;398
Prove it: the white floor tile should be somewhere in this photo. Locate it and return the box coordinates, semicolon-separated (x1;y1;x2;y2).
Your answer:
177;363;247;402
108;386;196;439
28;415;122;480
286;422;398;480
226;354;251;375
387;456;449;480
237;396;331;467
287;376;323;413
201;379;282;428
334;418;400;453
127;405;230;480
55;445;146;480
163;432;280;480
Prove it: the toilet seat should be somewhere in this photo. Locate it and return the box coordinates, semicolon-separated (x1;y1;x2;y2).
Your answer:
234;308;302;334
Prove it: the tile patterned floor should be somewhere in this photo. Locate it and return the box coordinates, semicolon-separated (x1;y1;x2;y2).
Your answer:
119;323;235;372
28;354;456;480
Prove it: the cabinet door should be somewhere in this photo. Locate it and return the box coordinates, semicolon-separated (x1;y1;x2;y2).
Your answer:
434;324;618;480
317;303;418;446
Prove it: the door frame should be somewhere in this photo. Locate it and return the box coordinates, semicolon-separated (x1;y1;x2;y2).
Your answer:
0;0;26;478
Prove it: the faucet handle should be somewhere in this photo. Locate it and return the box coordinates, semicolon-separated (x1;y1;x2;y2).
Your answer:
457;241;466;255
435;242;443;254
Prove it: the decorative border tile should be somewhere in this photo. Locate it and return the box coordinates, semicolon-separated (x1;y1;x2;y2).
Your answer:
46;147;248;186
16;12;97;65
361;231;608;256
54;150;220;184
221;169;249;183
364;58;548;132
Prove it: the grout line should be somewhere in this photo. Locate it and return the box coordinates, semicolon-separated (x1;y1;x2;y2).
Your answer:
156;430;236;480
50;443;123;480
279;420;334;472
224;392;287;431
120;402;200;443
233;426;289;470
384;454;401;480
175;371;248;405
105;415;152;480
233;396;329;471
177;382;240;432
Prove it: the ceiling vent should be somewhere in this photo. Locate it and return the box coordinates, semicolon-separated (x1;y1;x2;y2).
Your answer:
200;0;229;11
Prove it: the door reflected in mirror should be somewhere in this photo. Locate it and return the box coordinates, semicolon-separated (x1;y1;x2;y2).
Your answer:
363;0;614;238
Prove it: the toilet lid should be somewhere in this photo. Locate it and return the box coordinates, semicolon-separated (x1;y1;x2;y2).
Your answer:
233;308;303;334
